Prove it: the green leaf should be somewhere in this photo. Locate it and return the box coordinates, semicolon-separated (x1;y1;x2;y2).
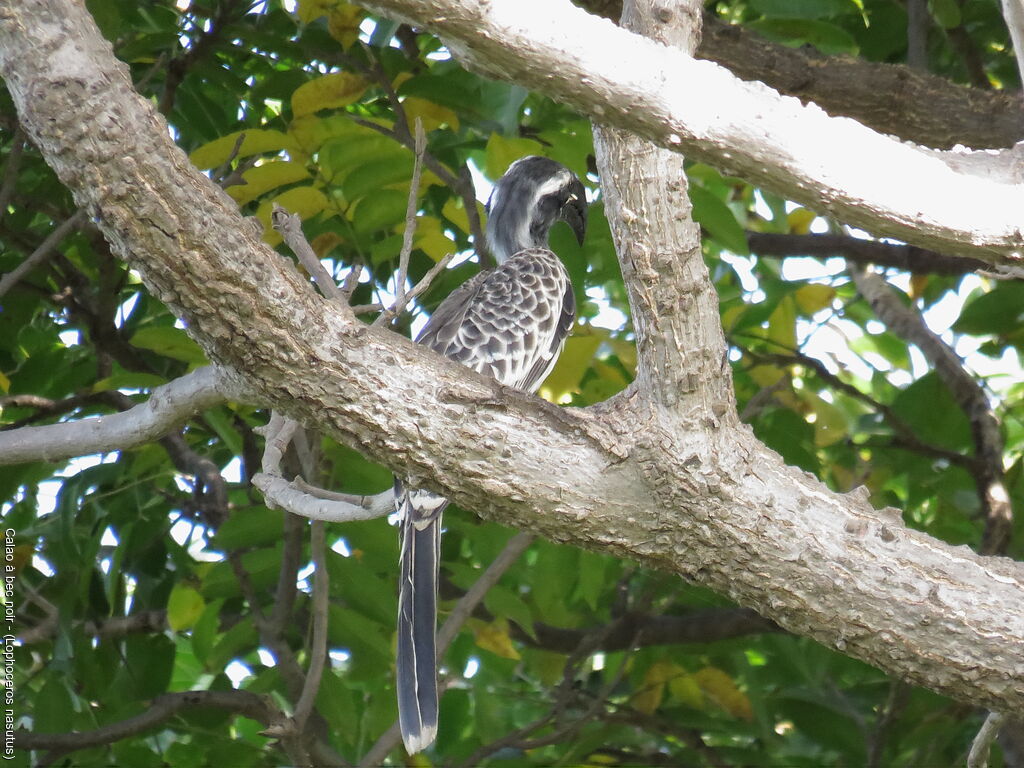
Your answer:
690;184;749;255
352;188;409;234
484;585;536;639
928;0;961;28
954;282;1024;336
34;678;75;733
167;584;205;631
750;0;851;18
748;18;860;55
130;326;208;366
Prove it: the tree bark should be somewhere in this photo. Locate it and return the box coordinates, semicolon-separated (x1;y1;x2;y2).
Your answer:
1;0;1023;717
576;2;1024;150
360;0;1024;265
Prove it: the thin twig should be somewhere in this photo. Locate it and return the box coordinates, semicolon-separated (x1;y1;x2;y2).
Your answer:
0;210;86;301
967;711;1007;768
850;264;1012;554
271;205;345;303
340;262;363;300
373;117;427;328
348;114;489;264
293;520;329;728
16;690;286;757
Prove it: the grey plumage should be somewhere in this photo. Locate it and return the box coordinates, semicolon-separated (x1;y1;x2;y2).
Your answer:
396;156;587;754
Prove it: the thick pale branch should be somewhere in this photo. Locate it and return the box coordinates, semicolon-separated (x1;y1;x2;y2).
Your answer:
575;5;1024;150
594;0;733;418
2;0;1024;718
361;0;1024;264
0;365;242;465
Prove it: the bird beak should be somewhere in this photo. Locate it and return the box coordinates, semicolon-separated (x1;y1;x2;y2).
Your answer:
560;182;587;246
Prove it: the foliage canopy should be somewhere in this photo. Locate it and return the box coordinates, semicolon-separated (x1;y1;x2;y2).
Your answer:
2;0;1023;765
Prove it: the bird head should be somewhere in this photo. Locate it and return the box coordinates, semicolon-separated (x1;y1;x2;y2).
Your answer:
486;155;588;263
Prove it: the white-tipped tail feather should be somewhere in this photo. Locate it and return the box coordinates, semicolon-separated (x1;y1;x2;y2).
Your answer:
396;491;442;754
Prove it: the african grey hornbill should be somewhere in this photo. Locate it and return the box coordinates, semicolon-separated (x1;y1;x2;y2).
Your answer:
395;156;587;754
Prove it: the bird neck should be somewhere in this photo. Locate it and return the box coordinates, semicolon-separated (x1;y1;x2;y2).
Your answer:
487;205;552;264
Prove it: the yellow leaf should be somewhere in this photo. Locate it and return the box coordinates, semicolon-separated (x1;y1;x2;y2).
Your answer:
289;115;359;156
441;196;485;237
528;649;566;687
327;3;364;48
787;207;817;235
909;274;929;300
721;303;746;333
538;329;604;403
693;667;753;720
10;544;32;574
296;0;335;23
667;671;705;710
226;161;311;205
402;96;460;132
311;232;344;258
485;133;545;180
0;370;10;393
189;129;297;170
255;186;330;246
474;618;520;660
167;584;205;631
802;390;848;447
608;338;636;378
748;363;786;388
632;660;683;715
413;217;455;262
292;72;368;118
767;296;797;352
794;283;836;315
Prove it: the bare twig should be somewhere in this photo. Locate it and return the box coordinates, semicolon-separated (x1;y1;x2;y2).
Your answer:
211;131;248;185
0;365;241;465
867;682;910;768
906;0;929;70
257;411;300;475
438;532;534;653
373;117;427;328
340;262;363;300
851;265;1013;554
293;520;329;729
0;210;86;300
746;231;993;276
737;345;982;474
254;473;392;521
968;711;1007;768
271;205;345;303
349;113;490;264
15;690;286;759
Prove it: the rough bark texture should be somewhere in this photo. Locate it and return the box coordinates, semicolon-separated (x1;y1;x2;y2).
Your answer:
360;0;1024;265
1;0;1023;717
578;2;1024;150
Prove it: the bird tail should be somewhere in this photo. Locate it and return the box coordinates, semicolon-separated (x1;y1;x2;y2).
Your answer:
397;491;443;754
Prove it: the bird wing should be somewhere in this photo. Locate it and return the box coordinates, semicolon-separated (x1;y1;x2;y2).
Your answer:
417;247;575;393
